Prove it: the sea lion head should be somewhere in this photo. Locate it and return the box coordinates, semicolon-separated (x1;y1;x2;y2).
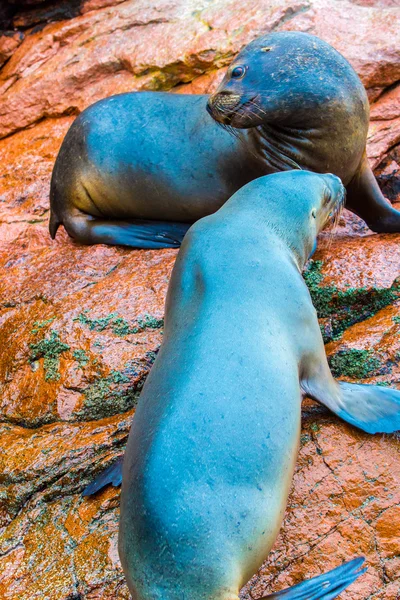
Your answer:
306;171;346;256
207;31;341;128
284;170;345;266
241;171;345;268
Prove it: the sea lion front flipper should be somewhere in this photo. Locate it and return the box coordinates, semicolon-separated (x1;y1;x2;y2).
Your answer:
332;381;400;434
82;455;124;497
57;210;191;248
303;372;400;434
345;153;400;233
261;557;366;599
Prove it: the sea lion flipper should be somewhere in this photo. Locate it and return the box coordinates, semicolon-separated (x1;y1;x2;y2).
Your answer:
49;211;61;239
82;455;124;497
333;381;400;434
261;557;366;599
62;211;191;248
345;154;400;233
304;373;400;434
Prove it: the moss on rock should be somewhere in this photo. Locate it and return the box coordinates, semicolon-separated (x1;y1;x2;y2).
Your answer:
74;310;163;337
304;260;399;342
329;349;381;379
72;349;89;368
79;369;139;421
29;330;70;381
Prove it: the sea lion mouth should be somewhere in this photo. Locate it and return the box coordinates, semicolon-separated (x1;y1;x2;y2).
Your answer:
207;93;263;128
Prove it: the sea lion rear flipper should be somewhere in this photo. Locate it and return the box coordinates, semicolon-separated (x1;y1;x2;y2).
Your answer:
82;455;124;496
345;153;400;233
261;557;366;599
49;211;61;239
62;210;191;249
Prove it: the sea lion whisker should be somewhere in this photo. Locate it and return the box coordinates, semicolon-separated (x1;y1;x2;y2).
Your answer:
246;99;268;117
230;105;261;121
216;121;240;139
324;190;346;248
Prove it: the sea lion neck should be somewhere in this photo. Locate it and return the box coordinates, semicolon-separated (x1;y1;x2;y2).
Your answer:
248;124;303;172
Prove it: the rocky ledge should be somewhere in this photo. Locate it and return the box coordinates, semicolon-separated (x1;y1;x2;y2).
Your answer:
0;0;399;598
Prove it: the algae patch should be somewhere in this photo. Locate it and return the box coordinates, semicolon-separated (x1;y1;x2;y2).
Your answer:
31;317;56;334
80;369;137;420
329;349;381;379
72;349;89;368
78;351;159;420
304;260;398;342
29;330;70;381
74;310;163;336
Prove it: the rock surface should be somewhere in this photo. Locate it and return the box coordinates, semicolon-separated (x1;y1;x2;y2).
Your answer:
0;0;399;598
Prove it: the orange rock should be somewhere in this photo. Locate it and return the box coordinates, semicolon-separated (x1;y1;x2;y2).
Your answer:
241;419;400;599
0;0;400;598
316;229;400;290
1;0;400;139
0;31;24;69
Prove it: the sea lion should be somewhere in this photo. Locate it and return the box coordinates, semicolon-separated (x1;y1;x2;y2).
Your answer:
49;32;400;248
207;31;398;233
84;171;400;598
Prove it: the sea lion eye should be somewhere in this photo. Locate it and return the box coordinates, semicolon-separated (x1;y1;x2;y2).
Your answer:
311;209;317;219
231;65;246;79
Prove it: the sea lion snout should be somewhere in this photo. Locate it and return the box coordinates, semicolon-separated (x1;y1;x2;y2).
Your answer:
206;92;242;123
324;173;346;204
321;173;346;225
324;172;343;189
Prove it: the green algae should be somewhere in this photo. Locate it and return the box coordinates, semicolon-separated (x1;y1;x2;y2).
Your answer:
80;369;137;420
72;349;89;368
73;311;117;332
329;349;381;379
303;260;399;342
31;317;56;334
29;330;70;381
300;433;311;446
74;310;163;337
136;314;164;330
78;351;159;420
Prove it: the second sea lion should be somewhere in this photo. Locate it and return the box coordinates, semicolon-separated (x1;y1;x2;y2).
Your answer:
84;171;400;598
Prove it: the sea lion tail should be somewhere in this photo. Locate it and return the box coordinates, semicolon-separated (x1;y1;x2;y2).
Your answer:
82;455;124;496
261;557;366;599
